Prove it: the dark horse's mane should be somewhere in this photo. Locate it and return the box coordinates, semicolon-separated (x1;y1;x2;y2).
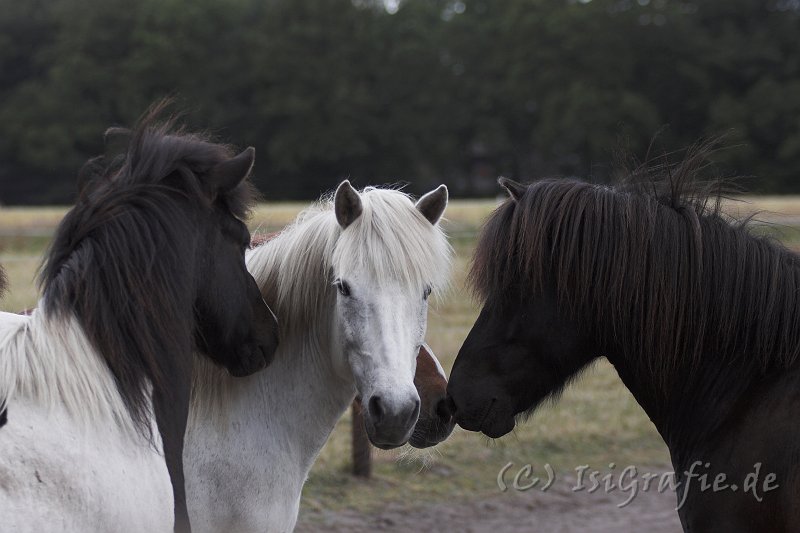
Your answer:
39;101;255;436
471;144;800;389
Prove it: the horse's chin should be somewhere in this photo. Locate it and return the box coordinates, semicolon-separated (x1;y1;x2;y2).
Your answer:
480;415;516;439
408;417;455;448
365;424;413;449
368;436;409;450
408;436;440;449
225;342;271;377
453;398;516;439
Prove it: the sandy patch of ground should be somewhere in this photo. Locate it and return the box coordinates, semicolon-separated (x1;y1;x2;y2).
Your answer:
296;472;683;532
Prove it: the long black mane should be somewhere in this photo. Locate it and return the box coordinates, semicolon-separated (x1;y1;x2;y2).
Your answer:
471;145;800;389
39;102;255;436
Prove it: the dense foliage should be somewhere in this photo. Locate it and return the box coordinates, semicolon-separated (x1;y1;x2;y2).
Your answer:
1;0;798;203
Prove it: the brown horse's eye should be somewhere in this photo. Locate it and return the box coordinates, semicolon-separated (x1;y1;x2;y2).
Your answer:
334;279;351;297
423;285;432;300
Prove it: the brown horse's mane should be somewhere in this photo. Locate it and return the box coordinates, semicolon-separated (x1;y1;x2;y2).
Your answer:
471;144;800;387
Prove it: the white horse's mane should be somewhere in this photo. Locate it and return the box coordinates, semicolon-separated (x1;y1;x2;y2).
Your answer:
255;186;451;332
191;186;453;418
0;308;140;438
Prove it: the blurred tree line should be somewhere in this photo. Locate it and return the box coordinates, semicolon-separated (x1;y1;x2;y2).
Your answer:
1;0;799;204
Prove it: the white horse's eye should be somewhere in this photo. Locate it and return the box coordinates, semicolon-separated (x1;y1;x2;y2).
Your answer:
423;285;432;300
334;279;351;297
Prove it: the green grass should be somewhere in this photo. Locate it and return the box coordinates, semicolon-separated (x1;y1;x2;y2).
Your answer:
2;197;800;522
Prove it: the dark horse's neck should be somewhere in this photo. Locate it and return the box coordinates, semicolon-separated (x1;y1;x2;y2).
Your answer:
598;222;800;468
599;240;800;531
604;343;771;466
42;188;200;532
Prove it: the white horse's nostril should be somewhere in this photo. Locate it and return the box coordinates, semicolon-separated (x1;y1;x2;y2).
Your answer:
368;396;385;423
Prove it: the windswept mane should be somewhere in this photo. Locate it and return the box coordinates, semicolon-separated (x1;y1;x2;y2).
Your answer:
471;145;800;384
247;187;452;341
37;102;255;435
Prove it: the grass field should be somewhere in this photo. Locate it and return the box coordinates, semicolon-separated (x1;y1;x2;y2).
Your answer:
2;197;800;523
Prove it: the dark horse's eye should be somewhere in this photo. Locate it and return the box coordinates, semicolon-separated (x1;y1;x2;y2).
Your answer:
423;285;432;300
334;279;351;297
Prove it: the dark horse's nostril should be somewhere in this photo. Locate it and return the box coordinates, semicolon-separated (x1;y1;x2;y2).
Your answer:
443;395;457;418
436;396;453;421
368;396;384;424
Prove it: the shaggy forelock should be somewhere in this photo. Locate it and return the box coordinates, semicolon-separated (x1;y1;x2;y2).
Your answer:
247;187;452;340
332;187;452;293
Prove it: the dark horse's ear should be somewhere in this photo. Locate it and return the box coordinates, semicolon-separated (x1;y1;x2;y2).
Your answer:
334;180;363;229
498;177;526;202
104;127;131;153
416;184;448;225
208;147;255;193
77;128;132;196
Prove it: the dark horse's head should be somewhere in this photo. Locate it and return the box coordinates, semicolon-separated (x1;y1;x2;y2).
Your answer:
40;102;280;434
448;137;800;444
447;145;770;440
446;178;596;438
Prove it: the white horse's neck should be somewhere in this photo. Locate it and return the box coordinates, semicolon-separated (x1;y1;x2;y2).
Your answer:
0;306;141;440
191;328;356;465
187;234;358;532
187;329;356;533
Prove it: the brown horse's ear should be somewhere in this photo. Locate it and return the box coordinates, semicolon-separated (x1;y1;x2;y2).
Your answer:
208;147;255;193
415;185;448;225
334;180;363;228
498;177;525;202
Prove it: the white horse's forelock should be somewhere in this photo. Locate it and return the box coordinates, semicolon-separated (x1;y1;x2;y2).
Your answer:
0;307;140;439
249;186;451;335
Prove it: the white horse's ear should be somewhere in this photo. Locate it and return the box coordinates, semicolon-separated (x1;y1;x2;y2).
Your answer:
208;147;255;193
498;177;526;202
415;185;448;225
334;180;363;228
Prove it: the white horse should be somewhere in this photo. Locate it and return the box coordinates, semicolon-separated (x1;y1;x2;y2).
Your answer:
0;113;279;532
0;311;172;531
186;181;452;532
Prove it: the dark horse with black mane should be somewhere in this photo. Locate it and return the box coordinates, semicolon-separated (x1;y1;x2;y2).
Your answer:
447;147;800;531
0;102;279;532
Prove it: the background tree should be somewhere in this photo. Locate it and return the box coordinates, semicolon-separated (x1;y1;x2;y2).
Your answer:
0;0;798;204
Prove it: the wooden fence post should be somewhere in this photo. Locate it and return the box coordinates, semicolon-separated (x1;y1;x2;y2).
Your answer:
351;398;372;478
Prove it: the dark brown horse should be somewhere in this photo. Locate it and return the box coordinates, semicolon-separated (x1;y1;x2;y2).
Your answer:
38;103;280;532
448;147;800;531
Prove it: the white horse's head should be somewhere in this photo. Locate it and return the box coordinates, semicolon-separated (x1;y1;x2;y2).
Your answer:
330;181;451;448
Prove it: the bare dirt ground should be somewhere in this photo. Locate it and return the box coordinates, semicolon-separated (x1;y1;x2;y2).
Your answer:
296;472;683;533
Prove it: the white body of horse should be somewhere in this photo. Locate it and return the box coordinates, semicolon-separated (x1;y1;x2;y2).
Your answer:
0;310;172;532
186;184;451;533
